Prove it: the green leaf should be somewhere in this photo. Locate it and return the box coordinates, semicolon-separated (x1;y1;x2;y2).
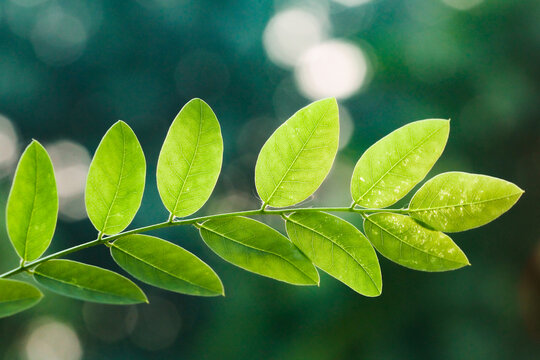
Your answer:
111;234;224;296
7;141;58;261
255;98;339;207
285;212;382;296
0;279;43;318
33;259;147;304
409;172;524;232
363;213;469;272
157;99;223;218
85;121;146;235
351;119;449;208
199;217;319;285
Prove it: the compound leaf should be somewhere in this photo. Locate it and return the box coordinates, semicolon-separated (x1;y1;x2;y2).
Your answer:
111;234;224;296
409;172;524;232
285;212;382;296
351;119;449;208
364;213;469;272
7;140;58;261
0;279;43;318
255;98;339;207
85;121;146;235
33;260;147;304
199;217;319;285
157;98;223;218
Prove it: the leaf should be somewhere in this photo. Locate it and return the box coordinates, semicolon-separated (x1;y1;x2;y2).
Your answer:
199;217;319;285
409;172;524;232
0;279;43;318
85;121;146;235
363;213;469;272
157;98;223;218
33;259;147;304
6;141;58;261
111;234;224;296
351;119;449;208
255;98;339;207
285;212;382;296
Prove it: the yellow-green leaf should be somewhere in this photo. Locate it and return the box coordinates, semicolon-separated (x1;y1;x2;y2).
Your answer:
85;121;146;235
7;141;58;261
199;217;319;285
157;98;223;218
0;279;43;318
351;119;449;208
111;234;224;296
409;172;524;232
33;260;147;304
286;212;382;296
255;98;339;207
364;213;469;272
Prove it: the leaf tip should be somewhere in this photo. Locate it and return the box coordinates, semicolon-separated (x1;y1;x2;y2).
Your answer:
114;119;128;128
187;97;209;107
28;139;44;150
135;288;149;304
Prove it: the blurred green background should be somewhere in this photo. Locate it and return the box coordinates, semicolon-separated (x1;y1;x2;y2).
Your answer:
0;0;539;359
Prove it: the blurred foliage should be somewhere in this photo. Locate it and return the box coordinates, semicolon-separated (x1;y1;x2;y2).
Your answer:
0;0;539;359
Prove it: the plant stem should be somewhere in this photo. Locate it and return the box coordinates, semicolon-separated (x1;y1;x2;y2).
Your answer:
0;206;408;279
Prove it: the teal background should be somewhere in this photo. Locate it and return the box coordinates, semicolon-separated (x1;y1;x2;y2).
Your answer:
0;0;539;359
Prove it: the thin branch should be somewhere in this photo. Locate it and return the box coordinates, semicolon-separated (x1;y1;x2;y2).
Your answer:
0;206;409;279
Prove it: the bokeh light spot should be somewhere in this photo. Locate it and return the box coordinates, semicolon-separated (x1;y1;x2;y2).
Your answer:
338;105;354;150
332;0;373;7
31;9;87;66
441;0;484;11
130;296;182;351
294;40;369;100
83;303;138;343
263;7;329;68
25;318;82;360
0;114;19;176
47;140;91;221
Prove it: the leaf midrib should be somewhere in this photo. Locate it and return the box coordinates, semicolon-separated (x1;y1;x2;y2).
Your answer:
200;223;315;282
409;192;523;213
34;270;141;302
365;217;466;265
102;124;127;233
23;145;39;261
287;217;380;292
266;104;331;204
0;296;41;304
355;123;446;203
111;243;218;294
172;100;204;215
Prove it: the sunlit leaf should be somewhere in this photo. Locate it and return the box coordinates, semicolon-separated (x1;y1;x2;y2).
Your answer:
157;98;223;218
33;260;147;304
285;212;382;296
364;213;469;272
409;172;524;232
85;121;146;235
199;217;319;285
351;119;449;208
111;234;224;296
255;98;339;207
7;141;58;261
0;279;43;318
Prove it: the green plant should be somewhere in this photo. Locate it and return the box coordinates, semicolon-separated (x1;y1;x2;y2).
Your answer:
0;98;523;318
